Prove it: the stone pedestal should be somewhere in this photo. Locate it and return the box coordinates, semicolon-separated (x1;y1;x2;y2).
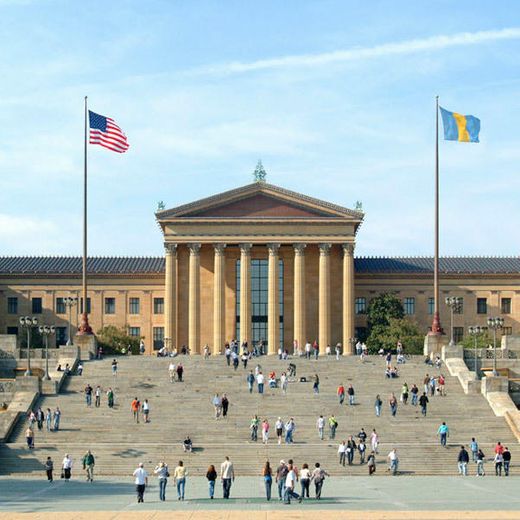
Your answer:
424;333;447;357
74;334;97;360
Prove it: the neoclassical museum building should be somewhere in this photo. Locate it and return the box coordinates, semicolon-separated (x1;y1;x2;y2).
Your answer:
1;180;519;354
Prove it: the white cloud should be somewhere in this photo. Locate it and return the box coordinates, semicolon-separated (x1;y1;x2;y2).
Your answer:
196;27;520;75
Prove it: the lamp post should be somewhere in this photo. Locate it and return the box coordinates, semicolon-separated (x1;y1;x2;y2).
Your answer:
445;296;463;346
38;325;55;380
487;317;504;377
468;325;482;377
64;297;77;346
19;316;38;376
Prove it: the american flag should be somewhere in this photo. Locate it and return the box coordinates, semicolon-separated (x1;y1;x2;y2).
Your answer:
88;110;129;153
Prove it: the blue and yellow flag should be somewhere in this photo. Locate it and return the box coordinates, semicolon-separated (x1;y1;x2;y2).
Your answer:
440;107;480;143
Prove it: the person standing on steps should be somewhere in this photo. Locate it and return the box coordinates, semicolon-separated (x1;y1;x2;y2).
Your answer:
221;394;229;418
375;394;383;417
337;383;345;404
437;422;449;447
410;384;419;406
276;460;288;500
313;374;320;394
85;384;93;407
476;448;486;476
275;417;283;445
174;460;187;500
111;359;118;377
503;447;511;476
371;429;379;454
346;436;357;465
36;407;44;431
133;462;148;503
347;384;355;405
387;448;399;475
311;462;329;500
95;385;101;407
107;387;114;408
262;418;270;444
53;407;61;431
154;461;169;501
62;454;73;481
206;464;217;499
44;456;53;482
300;463;311;500
257;371;265;394
247;370;255;393
220;456;235;499
142;399;150;423
494;452;504;476
168;361;176;382
131;397;141;424
82;450;95;482
250;415;259;441
316;415;325;440
419;392;429;416
283;462;301;504
280;372;288;394
212;393;222;419
389;393;398;416
262;460;273;501
367;451;376;475
423;373;430;395
401;382;409;404
358;440;367;464
470;438;479;462
285;418;295;444
45;408;52;431
338;441;347;466
457;445;469;476
225;345;231;366
328;414;338;439
25;426;34;449
176;362;184;382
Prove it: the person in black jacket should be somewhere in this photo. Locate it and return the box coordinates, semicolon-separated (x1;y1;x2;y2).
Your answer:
418;393;429;416
457;445;469;476
503;447;511;476
347;436;357;465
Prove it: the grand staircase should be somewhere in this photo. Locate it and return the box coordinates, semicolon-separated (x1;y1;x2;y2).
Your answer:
1;355;515;476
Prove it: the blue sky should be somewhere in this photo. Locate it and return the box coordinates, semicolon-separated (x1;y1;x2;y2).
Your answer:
0;0;519;257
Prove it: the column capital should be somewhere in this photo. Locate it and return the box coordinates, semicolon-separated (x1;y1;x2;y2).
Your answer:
318;243;332;256
164;243;178;255
213;243;227;255
239;243;252;255
267;243;281;256
342;243;355;256
293;243;307;255
188;243;201;255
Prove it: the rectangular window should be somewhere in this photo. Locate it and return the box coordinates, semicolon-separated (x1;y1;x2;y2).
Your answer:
7;326;18;335
153;297;164;314
477;298;487;315
55;326;67;347
104;297;116;315
427;297;434;315
454;297;464;314
403;297;415;315
503;326;512;336
355;327;368;342
128;327;141;337
129;297;140;315
56;297;66;314
501;298;512;314
32;297;42;314
7;297;18;315
453;327;464;344
80;297;91;314
153;327;164;350
355;297;367;315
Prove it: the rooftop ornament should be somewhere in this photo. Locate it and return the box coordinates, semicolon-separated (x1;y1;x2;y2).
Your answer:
253;160;267;183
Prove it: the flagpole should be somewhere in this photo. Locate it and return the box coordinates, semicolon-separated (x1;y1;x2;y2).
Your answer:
78;96;92;335
430;95;442;335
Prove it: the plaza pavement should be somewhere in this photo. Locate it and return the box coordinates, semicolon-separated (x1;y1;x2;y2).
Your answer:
1;476;520;518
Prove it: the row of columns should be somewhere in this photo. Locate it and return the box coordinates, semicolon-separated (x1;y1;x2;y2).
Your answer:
164;242;355;355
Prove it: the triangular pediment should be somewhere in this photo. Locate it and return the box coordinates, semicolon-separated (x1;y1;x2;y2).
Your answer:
156;182;363;221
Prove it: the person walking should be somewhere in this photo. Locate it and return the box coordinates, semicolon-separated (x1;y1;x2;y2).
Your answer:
387;448;399;475
220;456;235;499
313;374;320;394
95;385;101;407
85;384;93;407
82;450;95;482
476;448;486;476
154;461;169;501
168;361;176;382
262;461;273;501
221;394;229;418
371;429;379;454
347;384;355;406
410;384;419;406
470;438;479;462
275;417;283;445
131;397;141;423
300;463;311;499
44;456;53;482
133;462;148;503
317;415;325;440
358;440;367;464
328;415;338;439
283;462;301;504
457;446;469;476
367;451;376;475
423;373;430;395
494;452;504;476
401;382;409;405
36;407;44;431
262;419;270;444
247;370;255;393
25;426;34;449
280;372;288;394
250;415;259;441
338;441;346;466
206;464;217;499
337;383;345;404
503;447;511;476
375;394;383;417
275;460;288;500
53;407;61;431
346;436;357;465
107;387;115;408
213;393;222;419
311;462;329;500
419;392;429;416
176;363;184;382
45;408;52;431
389;393;398;417
437;422;449;447
257;371;265;394
284;418;295;444
173;460;187;500
142;399;150;423
62;454;73;481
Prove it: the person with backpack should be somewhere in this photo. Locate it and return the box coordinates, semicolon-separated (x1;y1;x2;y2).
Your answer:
328;415;338;439
310;462;329;499
131;397;141;423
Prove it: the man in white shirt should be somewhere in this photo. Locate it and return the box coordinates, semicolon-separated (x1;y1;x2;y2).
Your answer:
168;362;176;382
133;462;148;503
256;372;265;394
387;449;399;476
284;463;301;504
338;441;347;466
305;342;312;359
316;415;325;440
220;456;235;499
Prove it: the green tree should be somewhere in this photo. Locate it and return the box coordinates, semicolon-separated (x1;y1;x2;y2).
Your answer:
459;331;492;350
367;317;424;354
366;292;404;331
96;325;141;355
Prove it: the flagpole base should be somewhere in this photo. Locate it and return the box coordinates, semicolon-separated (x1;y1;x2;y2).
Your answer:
429;311;443;335
77;312;93;335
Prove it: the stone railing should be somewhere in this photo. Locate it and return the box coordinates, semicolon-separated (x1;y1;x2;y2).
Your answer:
463;348;517;360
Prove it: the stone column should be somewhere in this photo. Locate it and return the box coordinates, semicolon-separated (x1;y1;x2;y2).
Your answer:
267;243;281;354
188;243;201;354
342;244;355;355
164;243;178;350
213;244;226;354
239;243;252;347
318;243;331;351
293;243;306;351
